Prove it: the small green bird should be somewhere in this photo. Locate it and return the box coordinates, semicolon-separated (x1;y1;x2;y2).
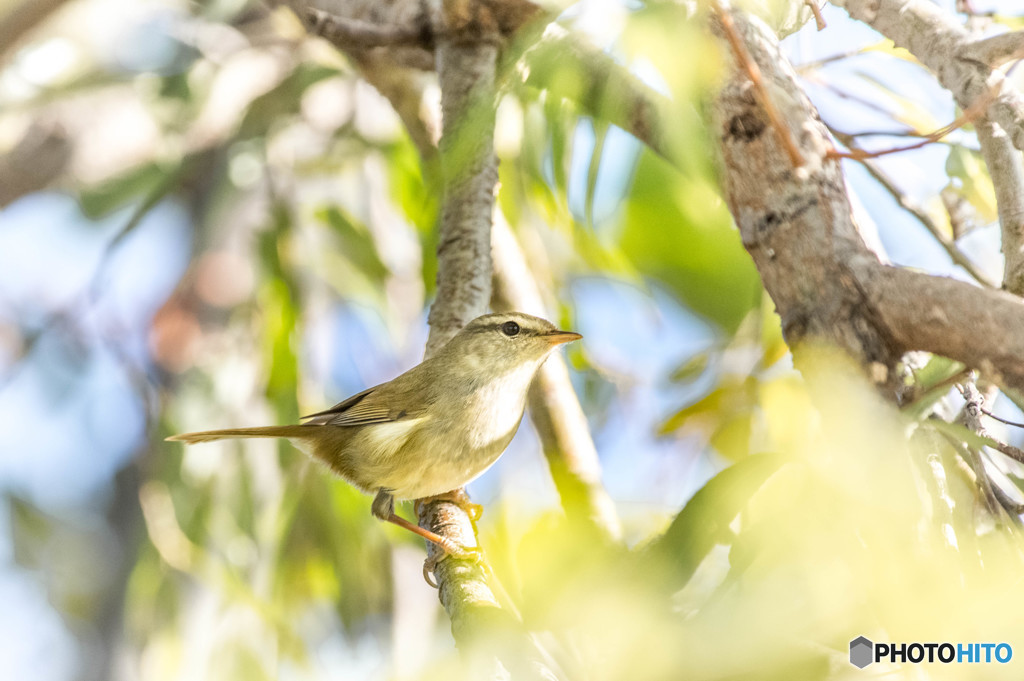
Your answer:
167;312;581;554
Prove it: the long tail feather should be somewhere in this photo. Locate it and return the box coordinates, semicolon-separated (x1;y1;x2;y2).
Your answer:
166;425;311;445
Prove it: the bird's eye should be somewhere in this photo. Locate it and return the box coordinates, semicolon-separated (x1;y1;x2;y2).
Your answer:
501;321;520;337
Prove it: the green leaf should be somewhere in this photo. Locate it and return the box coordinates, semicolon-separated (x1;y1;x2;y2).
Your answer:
317;206;390;283
710;412;754;462
669;350;712;384
620;151;761;332
660;375;757;434
945;145;998;224
584;120;609;230
645;453;793;590
237;64;339;141
79;162;170;218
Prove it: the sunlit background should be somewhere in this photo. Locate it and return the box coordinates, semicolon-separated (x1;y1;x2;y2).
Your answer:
3;0;1024;679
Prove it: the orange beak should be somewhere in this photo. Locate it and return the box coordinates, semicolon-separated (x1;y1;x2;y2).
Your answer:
543;330;583;345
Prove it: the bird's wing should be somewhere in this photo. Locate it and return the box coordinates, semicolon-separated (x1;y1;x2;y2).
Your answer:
301;387;418;427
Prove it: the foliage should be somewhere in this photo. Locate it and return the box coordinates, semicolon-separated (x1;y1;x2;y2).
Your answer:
2;1;1024;680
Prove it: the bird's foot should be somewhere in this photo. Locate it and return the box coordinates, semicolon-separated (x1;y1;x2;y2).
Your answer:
422;541;484;587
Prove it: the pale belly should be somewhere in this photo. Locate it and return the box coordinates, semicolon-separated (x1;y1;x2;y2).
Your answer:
375;412;524;499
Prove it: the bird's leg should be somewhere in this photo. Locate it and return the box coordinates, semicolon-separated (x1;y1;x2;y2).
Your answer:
372;489;477;564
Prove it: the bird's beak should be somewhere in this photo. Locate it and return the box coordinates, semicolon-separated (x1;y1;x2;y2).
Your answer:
543;330;583;345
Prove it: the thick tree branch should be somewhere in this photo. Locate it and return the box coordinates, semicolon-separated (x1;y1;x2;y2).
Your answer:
491;215;621;540
711;8;1024;392
831;0;1024;294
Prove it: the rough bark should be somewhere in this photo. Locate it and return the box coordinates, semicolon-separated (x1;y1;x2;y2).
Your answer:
711;10;901;376
710;8;1024;392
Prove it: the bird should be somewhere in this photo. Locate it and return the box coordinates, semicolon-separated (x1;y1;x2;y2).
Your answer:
166;311;581;557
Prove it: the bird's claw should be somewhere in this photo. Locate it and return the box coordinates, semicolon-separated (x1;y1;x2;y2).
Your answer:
421;541;484;588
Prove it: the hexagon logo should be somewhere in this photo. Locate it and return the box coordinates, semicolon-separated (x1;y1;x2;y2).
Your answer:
850;636;874;669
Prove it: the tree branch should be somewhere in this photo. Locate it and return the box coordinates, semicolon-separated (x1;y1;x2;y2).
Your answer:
305;7;428;49
960;30;1024;68
491;214;621;540
0;0;71;60
711;7;1024;392
831;0;1024;294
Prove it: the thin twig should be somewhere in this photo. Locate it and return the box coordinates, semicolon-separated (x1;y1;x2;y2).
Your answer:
804;0;826;31
829;127;997;288
711;0;805;168
795;47;869;72
982;407;1024;429
827;78;1002;161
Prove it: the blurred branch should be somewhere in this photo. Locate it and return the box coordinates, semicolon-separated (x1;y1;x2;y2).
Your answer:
0;0;71;60
0;123;71;206
492;214;621;540
306;7;429;49
831;0;1024;294
975;119;1024;295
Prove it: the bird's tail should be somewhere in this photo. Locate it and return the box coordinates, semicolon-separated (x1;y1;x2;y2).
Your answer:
166;425;311;445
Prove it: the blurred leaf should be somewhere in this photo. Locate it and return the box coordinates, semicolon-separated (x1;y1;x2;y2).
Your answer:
8;495;54;568
237;63;339;140
900;355;964;419
79;162;170;218
669;350;711;384
545;95;573;200
584;120;609;229
317;206;390;283
385;137;440;293
620;152;761;332
710;412;753;461
759;297;788;368
945;144;998;224
257;202;301;419
660;375;757;434
854;70;941;132
734;0;813;37
925;418;1005;453
645;453;793;590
